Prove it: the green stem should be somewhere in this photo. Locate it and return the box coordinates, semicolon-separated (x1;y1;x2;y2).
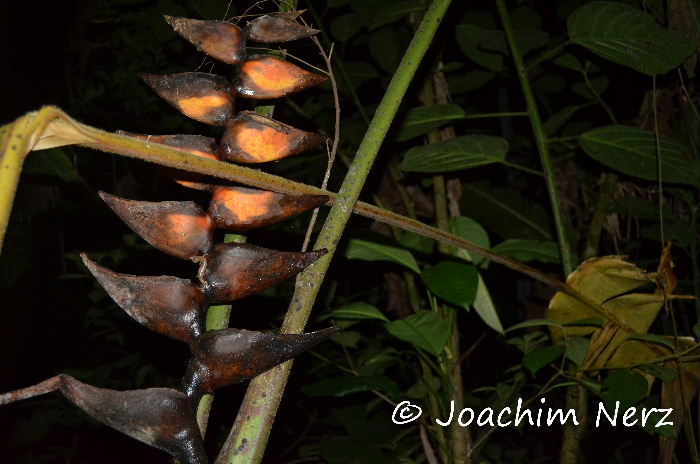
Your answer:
214;2;453;462
500;160;544;177
583;68;618;124
526;40;570;71
496;0;574;276
583;172;618;259
195;234;246;437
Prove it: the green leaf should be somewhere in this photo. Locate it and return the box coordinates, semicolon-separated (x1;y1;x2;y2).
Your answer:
385;310;449;356
551;52;583;71
330;330;362;348
564;337;590;366
505;318;562;333
544;104;589;136
400;135;508;173
473;273;503;333
626;333;676;350
602;369;649;411
368;0;426;30
421;261;478;309
344;238;420;273
368;26;402;74
302;375;399;398
449;216;490;266
579;125;698;185
328;302;389;322
523;345;566;376
455;24;504;71
637;364;677;383
447;70;497;94
492;239;560;263
24;148;80;183
343;61;379;89
395;104;466;142
398;230;435;255
461;181;552;240
568;1;694;75
479;29;549;56
330;13;365;42
572;75;610;100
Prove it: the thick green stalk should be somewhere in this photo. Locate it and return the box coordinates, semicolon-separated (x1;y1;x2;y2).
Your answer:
214;1;453;462
196;234;246;437
495;0;574;276
496;3;581;464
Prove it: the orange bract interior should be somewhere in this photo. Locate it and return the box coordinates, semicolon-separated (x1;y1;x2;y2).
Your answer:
178;95;230;119
213;188;281;222
166;213;213;242
236;125;293;162
241;60;299;92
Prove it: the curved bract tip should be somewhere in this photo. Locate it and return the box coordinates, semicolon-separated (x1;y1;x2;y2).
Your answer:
219;111;325;163
81;254;205;344
99;191;214;260
208;185;328;230
140;72;234;125
1;375;206;464
182;326;339;401
164;15;246;65
245;13;320;43
199;243;327;302
235;55;328;99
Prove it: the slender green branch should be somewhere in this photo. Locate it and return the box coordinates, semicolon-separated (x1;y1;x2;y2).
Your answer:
583;172;618;259
496;0;575;276
526;40;571;71
500;160;544;177
214;1;454;462
464;111;528;119
582;68;618;124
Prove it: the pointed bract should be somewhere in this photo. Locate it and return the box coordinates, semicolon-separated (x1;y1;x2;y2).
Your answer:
141;72;234;125
182;326;339;401
116;131;219;190
81;254;205;344
235;55;328;99
164;15;246;65
199;243;327;302
99;191;214;260
208;185;327;230
245;13;320;43
220;111;324;163
0;375;206;464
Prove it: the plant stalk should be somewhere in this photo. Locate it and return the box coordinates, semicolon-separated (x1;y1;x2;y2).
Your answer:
495;0;575;276
583;172;618;259
196;233;246;437
214;1;454;462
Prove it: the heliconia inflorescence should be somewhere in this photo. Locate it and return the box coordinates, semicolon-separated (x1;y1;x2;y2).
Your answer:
1;10;335;464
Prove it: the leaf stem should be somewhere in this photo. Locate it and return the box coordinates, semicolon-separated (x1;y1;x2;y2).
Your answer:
214;1;454;462
496;0;575;276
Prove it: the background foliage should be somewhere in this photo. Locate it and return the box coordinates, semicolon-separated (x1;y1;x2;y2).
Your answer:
0;0;698;463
